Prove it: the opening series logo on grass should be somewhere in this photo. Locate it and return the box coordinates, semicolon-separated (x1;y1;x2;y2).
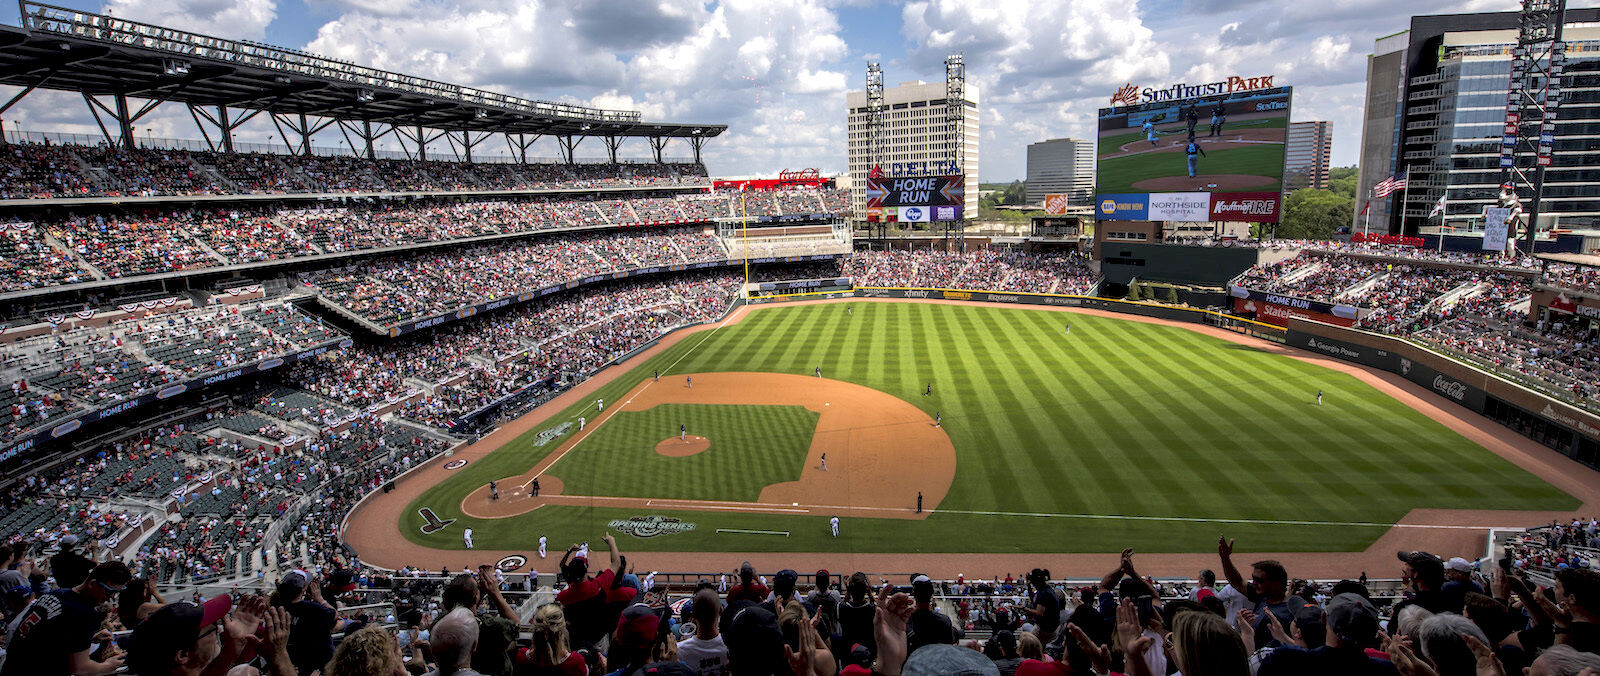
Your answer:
609;515;696;538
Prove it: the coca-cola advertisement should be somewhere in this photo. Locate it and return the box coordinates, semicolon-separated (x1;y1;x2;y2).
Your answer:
1208;192;1281;222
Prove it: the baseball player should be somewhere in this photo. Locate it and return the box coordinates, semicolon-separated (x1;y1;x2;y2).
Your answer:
489;481;499;501
1143;119;1157;147
1210;101;1227;137
680;424;687;441
934;412;941;428
654;369;659;382
1184;105;1199;138
579;416;586;431
848;306;852;316
687;376;692;389
917;491;923;514
1317;390;1323;406
924;383;932;397
815;366;822;378
1186;138;1208;179
539;535;548;559
820;453;828;471
1065;323;1071;336
830;516;840;537
531;478;540;496
596;398;604;412
464;528;474;549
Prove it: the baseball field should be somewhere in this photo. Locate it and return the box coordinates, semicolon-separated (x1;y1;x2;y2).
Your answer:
358;300;1583;572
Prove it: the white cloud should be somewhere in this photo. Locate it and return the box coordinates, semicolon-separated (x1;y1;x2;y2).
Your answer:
103;0;277;40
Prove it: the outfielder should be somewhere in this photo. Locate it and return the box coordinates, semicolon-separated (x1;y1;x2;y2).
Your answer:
830;516;840;537
1143;119;1157;147
539;535;547;559
934;412;941;428
579;416;586;431
1186;138;1208;179
1317;390;1323;406
464;528;474;549
596;398;604;412
815;366;822;378
924;383;932;397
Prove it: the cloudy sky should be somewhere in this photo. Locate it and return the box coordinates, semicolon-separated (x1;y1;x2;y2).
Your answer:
0;0;1524;181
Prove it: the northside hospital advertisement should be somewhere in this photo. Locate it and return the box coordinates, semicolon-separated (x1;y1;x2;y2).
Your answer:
1096;76;1291;223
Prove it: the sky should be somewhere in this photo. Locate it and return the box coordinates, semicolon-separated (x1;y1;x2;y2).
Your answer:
0;0;1527;182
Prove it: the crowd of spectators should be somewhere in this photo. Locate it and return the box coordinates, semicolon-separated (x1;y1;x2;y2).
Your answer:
846;249;1098;295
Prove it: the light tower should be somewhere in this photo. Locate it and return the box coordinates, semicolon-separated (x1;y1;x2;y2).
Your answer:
944;53;966;250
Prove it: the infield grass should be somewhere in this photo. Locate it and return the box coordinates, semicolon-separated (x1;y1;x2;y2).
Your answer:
400;301;1578;554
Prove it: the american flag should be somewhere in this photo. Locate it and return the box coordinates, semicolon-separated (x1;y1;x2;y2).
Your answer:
1373;174;1407;197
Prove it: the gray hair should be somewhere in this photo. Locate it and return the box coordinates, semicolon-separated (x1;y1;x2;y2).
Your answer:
431;607;480;670
1416;613;1488;676
1531;645;1600;676
1394;604;1434;638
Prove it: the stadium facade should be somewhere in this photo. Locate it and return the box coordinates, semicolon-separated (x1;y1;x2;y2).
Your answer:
1284;121;1333;193
1025;137;1095;206
1358;9;1600;237
845;80;980;226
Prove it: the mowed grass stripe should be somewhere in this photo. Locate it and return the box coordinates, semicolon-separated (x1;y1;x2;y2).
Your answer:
404;302;1580;555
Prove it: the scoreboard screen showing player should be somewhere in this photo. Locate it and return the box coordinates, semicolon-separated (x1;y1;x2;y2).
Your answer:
1096;86;1291;222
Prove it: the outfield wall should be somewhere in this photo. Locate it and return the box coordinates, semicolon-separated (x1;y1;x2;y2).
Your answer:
1285;319;1600;471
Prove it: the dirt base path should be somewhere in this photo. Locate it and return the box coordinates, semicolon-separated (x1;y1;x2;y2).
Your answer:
456;371;954;520
343;297;1598;578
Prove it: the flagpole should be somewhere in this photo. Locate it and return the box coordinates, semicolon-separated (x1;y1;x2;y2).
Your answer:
1400;165;1412;240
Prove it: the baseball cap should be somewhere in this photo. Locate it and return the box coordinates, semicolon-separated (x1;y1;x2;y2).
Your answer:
615;603;661;648
1397;551;1445;582
994;629;1017;653
774;569;799;594
1325;592;1379;643
902;643;1001;676
129;596;233;674
1446;557;1474;573
846;643;873;667
282;570;310;589
726;605;784;675
0;569;30;601
1196;587;1217;602
816;569;830;583
1292;603;1325;630
60;534;78;547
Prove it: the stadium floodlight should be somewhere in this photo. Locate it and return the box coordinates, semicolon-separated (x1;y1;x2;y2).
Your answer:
474;108;489;119
162;59;190;75
275;76;291;84
57;41;69;50
356;89;375;102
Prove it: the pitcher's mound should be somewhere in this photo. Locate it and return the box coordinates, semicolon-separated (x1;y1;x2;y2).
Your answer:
656;435;710;457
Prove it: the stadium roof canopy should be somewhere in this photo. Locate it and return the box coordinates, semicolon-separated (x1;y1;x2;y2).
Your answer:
0;2;726;162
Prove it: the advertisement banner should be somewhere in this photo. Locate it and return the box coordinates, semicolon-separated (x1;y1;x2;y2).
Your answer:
1397;355;1487;412
1096;193;1150;221
1209;192;1282;222
1230;287;1359;320
933;205;963;221
900;206;931;223
865;175;964;208
1232;296;1357;328
1147;193;1213;221
1044;194;1073;215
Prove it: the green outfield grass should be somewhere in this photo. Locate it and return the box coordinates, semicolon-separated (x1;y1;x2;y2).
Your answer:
400;302;1577;554
1096;117;1287;195
556;403;818;501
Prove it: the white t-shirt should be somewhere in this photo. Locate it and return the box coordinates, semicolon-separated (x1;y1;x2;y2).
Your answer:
1218;584;1250;629
677;634;729;676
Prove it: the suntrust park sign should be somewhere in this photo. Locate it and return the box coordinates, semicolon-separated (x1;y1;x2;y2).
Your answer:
1110;75;1278;106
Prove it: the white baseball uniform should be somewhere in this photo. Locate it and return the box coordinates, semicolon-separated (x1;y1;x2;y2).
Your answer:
464;528;474;549
579;417;586;430
597;398;604;412
830;516;840;537
539;536;547;559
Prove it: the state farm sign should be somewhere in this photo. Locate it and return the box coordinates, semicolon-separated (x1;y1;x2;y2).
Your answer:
1209;192;1281;223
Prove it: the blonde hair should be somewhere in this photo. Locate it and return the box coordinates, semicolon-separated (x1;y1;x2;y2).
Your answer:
529;603;572;666
1172;611;1249;676
322;625;401;676
1018;631;1044;660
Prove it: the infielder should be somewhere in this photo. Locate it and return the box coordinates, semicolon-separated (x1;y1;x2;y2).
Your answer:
1210;101;1227;137
815;366;822;378
820;453;828;471
830;516;840;537
686;376;692;389
1186;138;1208;179
1184;105;1199;138
917;491;923;514
654;369;660;382
1143;119;1157;147
934;412;941;428
464;528;474;549
539;535;548;559
680;424;687;441
489;481;499;501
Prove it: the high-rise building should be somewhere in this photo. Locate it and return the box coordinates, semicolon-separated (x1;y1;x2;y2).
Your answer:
1284;121;1333;192
845;80;980;225
1025;138;1094;206
1358;9;1600;236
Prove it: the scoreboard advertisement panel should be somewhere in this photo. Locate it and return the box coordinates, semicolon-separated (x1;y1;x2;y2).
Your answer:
865;173;964;222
